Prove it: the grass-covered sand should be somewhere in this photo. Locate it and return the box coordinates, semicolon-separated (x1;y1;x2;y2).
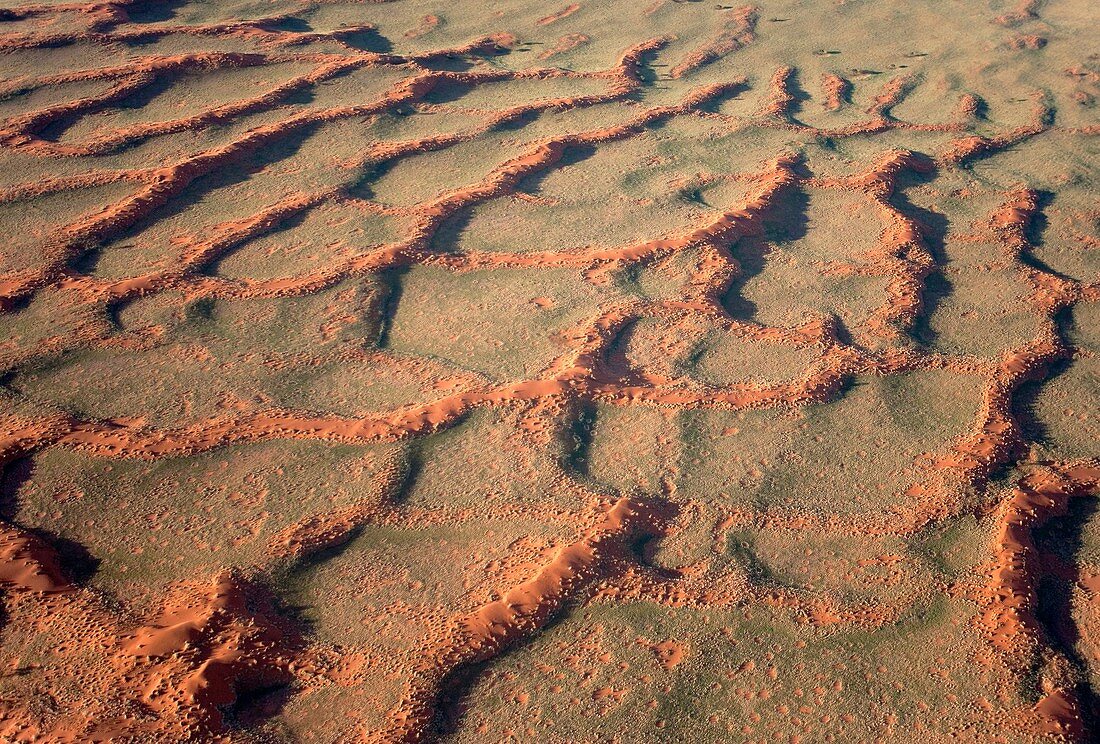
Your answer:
0;0;1098;741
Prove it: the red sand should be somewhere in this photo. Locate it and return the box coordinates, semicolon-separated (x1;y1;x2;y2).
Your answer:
1;0;1098;741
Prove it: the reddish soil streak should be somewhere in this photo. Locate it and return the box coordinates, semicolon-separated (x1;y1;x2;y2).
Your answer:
403;14;440;39
758;65;795;119
669;5;757;79
821;73;850;111
538;33;590;60
536;4;581;26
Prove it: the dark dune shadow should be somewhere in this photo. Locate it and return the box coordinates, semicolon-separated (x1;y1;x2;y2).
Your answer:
424;143;597;254
695;80;751;114
1014;299;1077;448
220;578;313;730
758;178;811;244
629;45;664;99
124;1;187;24
428;605;576;738
1013;355;1071;447
375;265;409;348
36;72;175;143
1;457;100;584
562;399;597;480
891;163;952;347
28;528;100;584
1035;496;1100;733
424;80;481;106
339;26;393;53
493;108;543;132
263;17;312;33
60;122;319;277
1021;189;1075;281
387;442;423;506
0;455;33;522
783;68;815;126
721;167;811;322
518;143;598;193
98;122;322;262
201;205;310;277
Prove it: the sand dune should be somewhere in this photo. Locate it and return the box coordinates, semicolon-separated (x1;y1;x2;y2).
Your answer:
0;0;1098;741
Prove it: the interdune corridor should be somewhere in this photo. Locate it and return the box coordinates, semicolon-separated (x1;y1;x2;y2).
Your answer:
0;1;1098;741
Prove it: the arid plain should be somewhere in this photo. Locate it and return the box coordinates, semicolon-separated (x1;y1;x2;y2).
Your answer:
0;0;1098;742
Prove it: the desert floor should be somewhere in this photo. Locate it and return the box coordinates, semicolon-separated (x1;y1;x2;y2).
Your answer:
0;1;1098;742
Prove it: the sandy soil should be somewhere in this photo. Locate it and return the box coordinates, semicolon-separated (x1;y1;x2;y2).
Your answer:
0;0;1098;742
